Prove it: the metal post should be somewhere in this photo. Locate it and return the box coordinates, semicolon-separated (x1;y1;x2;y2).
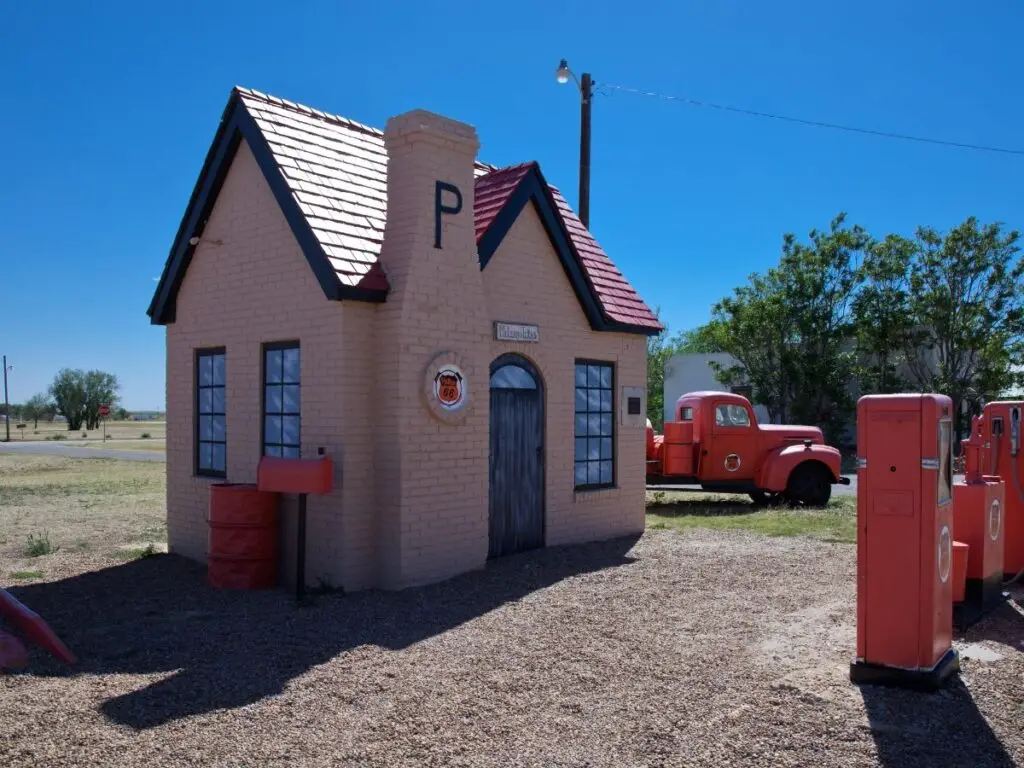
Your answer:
578;73;593;229
296;493;307;602
2;355;9;443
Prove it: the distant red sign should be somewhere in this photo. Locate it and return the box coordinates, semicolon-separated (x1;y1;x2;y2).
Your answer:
99;405;110;418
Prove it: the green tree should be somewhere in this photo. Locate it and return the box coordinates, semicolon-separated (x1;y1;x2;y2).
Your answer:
49;369;120;431
852;234;916;394
708;214;867;443
114;407;130;421
778;214;866;441
646;308;684;431
50;369;88;431
83;370;121;430
23;393;52;428
904;217;1024;440
709;268;796;423
678;323;725;354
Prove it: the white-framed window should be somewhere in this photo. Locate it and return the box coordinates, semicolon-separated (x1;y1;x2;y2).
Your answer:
574;360;615;489
195;347;226;476
262;342;300;458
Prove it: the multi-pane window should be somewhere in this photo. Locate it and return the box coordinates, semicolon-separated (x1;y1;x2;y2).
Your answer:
574;360;615;489
263;342;300;458
196;348;226;476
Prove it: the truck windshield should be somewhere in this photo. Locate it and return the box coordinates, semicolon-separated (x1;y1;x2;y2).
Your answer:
716;404;750;427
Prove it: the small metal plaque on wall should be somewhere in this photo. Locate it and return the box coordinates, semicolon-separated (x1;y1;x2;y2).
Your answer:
620;386;646;427
494;322;540;343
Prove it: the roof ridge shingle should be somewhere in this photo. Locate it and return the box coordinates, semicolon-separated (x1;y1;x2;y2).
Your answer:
234;85;385;140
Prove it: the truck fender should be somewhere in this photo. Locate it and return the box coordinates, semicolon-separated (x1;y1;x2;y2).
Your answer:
756;444;843;493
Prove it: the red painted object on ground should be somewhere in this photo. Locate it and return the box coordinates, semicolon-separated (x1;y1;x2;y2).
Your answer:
0;628;29;671
0;589;77;666
208;483;280;590
647;392;848;506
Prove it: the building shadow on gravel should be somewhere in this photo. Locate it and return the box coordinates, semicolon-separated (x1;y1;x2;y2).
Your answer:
860;674;1015;768
7;534;639;730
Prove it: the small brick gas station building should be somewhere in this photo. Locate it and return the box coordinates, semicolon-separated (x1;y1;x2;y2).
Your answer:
148;86;661;592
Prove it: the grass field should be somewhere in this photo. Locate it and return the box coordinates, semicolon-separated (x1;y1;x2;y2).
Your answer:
645;490;857;543
0;454;855;590
0;455;166;583
4;420;166;442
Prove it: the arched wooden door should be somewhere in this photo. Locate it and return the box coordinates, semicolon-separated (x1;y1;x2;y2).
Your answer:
488;355;545;558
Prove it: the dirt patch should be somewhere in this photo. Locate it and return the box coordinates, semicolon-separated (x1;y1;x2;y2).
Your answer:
2;527;1021;767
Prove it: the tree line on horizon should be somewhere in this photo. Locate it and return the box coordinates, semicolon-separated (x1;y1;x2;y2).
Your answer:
648;214;1023;445
1;369;125;431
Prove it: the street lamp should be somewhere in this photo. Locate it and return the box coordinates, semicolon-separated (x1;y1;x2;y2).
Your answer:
2;356;11;443
555;58;594;228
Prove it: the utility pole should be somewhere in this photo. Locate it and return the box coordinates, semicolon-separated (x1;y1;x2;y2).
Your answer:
3;356;10;443
556;59;594;228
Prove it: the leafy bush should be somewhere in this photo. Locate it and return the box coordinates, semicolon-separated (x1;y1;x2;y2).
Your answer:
140;432;151;439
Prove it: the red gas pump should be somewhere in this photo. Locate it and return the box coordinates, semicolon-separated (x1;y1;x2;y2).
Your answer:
850;394;960;691
981;401;1024;581
951;415;1007;628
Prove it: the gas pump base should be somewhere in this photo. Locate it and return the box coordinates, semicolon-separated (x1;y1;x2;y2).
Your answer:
849;649;960;692
953;576;1010;631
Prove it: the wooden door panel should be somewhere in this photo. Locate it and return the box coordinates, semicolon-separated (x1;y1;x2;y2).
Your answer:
489;387;544;558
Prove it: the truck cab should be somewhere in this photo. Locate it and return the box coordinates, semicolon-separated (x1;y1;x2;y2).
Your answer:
647;391;849;506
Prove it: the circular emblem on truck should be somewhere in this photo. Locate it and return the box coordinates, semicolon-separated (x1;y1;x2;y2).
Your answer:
989;498;1002;542
724;453;742;472
434;365;466;411
937;525;952;584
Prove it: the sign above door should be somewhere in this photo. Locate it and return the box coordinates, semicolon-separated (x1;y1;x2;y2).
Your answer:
494;322;540;343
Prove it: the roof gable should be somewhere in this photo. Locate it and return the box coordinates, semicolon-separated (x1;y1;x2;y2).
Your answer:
149;87;661;334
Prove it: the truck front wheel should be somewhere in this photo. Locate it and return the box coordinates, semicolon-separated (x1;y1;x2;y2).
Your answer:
785;463;832;507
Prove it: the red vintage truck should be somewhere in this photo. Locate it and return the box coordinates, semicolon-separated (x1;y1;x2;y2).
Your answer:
647;391;850;506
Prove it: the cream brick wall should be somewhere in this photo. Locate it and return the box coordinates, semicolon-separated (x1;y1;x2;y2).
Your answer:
482;203;648;545
165;124;645;595
375;110;492;589
166;140;377;592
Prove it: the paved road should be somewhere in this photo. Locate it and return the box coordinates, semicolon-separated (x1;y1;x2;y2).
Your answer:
0;440;165;462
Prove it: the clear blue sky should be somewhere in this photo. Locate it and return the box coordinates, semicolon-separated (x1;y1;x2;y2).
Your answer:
1;1;1020;409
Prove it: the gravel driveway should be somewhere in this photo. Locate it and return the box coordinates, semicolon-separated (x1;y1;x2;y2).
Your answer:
3;531;1022;767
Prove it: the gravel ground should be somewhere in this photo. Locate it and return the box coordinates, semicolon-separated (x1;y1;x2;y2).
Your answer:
2;530;1022;768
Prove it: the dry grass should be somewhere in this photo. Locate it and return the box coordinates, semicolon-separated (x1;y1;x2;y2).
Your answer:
0;455;165;582
1;457;1021;767
6;420;166;442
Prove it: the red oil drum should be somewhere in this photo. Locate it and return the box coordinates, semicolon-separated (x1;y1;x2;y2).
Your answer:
208;483;279;589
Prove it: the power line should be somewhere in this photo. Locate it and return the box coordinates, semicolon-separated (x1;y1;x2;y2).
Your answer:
598;81;1024;157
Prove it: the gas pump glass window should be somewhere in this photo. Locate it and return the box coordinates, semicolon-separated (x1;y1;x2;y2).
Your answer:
937;419;952;505
716;404;750;427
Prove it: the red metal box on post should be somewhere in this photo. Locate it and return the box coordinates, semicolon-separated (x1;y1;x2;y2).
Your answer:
257;456;334;495
850;393;959;691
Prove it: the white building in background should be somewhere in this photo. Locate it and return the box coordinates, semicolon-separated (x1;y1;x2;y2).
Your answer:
664;349;1012;446
663;353;774;426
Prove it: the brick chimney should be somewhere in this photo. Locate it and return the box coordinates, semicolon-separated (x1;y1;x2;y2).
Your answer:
373;109;491;589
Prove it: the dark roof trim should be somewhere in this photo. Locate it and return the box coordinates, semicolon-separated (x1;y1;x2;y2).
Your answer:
147;91;385;325
477;166;659;337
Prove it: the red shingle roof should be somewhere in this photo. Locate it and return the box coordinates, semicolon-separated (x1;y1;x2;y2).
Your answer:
166;87;661;332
